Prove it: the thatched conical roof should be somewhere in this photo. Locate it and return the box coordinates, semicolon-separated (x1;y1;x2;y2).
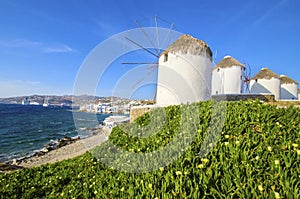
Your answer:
251;68;280;80
280;75;298;84
215;56;245;69
161;34;212;61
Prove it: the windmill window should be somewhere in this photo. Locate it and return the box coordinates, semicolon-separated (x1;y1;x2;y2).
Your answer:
217;68;220;72
164;54;168;62
240;76;242;80
255;79;258;82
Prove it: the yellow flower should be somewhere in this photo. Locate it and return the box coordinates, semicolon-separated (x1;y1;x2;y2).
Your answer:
148;184;153;189
224;142;229;146
271;185;276;191
275;160;280;165
297;150;300;155
258;185;264;191
175;171;182;175
274;191;280;199
255;156;260;160
120;187;124;192
159;167;164;172
201;158;209;163
292;143;298;148
225;135;230;139
94;190;98;194
267;146;272;152
235;141;240;144
197;164;204;168
184;171;189;175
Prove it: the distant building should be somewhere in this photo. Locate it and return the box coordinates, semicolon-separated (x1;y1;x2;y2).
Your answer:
250;68;281;100
212;55;245;95
280;75;298;100
156;34;212;106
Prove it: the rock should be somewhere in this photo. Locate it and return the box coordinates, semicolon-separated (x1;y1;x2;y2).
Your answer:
12;159;17;165
33;151;46;157
0;163;23;173
41;148;49;153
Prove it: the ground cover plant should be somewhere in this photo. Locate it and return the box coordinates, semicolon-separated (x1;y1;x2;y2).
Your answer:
0;100;299;198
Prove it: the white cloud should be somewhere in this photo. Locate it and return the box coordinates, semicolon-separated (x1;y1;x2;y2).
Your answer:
0;38;77;54
252;0;288;26
93;19;119;37
0;39;42;48
43;44;76;53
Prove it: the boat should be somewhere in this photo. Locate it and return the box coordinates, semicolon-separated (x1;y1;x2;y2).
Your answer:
43;97;49;107
21;98;30;105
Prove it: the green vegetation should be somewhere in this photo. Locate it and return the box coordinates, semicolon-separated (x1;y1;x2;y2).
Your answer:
1;100;300;198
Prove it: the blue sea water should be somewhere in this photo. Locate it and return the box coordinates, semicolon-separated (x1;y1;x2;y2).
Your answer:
0;104;111;162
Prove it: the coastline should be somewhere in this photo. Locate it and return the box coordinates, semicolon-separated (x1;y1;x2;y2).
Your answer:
0;114;129;172
7;127;111;169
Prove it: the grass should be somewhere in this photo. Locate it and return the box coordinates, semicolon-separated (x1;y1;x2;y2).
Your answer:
0;100;299;198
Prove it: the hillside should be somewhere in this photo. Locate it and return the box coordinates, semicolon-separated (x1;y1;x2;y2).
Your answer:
0;100;299;198
0;95;130;106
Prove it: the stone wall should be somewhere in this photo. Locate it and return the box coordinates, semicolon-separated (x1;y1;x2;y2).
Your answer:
212;94;275;102
130;94;276;123
130;105;154;123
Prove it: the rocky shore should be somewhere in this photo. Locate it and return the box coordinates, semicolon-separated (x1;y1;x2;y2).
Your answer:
0;127;111;172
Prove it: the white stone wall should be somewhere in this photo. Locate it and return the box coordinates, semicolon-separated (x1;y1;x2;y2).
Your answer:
250;78;281;100
212;66;244;95
156;52;212;106
280;83;298;100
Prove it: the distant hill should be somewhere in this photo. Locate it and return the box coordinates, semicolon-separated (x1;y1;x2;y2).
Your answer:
0;95;131;106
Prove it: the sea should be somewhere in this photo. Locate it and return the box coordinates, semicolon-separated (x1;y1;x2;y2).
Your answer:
0;103;111;162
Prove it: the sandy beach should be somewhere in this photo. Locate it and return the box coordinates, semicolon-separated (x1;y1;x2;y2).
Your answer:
17;128;111;168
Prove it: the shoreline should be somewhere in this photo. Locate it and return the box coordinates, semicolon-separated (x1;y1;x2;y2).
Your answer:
2;127;111;169
1;114;130;172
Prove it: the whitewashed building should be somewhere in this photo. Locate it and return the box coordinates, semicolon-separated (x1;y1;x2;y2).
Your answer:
280;75;298;100
156;34;213;106
212;56;245;95
250;68;281;100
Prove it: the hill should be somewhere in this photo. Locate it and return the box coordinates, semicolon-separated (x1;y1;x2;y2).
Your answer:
0;95;130;106
0;100;299;198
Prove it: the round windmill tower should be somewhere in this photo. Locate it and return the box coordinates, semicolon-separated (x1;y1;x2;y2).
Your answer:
156;34;213;106
212;55;245;95
250;68;281;100
280;75;298;100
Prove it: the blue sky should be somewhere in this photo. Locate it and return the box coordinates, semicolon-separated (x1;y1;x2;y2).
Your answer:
0;0;300;99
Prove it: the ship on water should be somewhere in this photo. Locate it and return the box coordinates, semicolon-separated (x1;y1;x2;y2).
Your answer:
43;97;49;107
21;97;30;105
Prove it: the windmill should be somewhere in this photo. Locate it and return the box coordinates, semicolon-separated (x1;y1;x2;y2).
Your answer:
243;63;252;93
121;16;175;103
